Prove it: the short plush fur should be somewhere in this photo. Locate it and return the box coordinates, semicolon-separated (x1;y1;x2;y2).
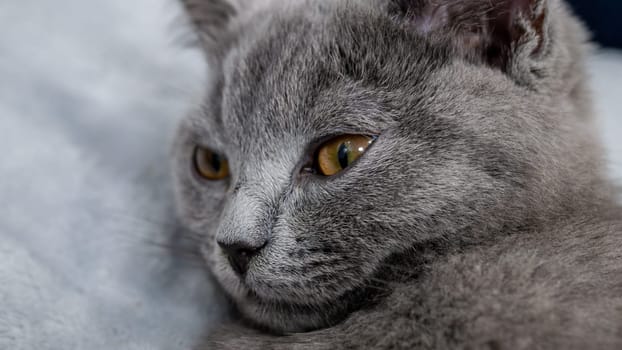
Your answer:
173;0;622;348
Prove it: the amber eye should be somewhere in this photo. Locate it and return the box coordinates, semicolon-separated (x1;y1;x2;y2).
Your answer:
193;146;230;180
315;135;375;176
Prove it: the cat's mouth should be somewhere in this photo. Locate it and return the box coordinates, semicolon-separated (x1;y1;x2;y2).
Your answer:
234;276;389;333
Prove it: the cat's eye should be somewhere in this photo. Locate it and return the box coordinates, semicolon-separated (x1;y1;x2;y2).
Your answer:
193;146;230;180
314;135;375;176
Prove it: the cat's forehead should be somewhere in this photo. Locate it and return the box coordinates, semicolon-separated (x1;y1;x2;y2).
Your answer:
200;1;453;153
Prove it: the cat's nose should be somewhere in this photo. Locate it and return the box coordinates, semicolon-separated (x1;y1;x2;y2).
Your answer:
218;240;265;275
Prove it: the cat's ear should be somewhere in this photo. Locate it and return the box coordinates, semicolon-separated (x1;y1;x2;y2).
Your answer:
180;0;269;48
180;0;236;46
390;0;550;77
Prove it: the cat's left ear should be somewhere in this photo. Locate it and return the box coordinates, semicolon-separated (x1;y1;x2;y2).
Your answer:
390;0;551;81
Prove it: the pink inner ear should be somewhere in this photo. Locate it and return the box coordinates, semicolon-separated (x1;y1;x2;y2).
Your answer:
414;3;449;34
512;0;537;13
396;0;547;64
409;0;530;36
501;0;547;55
508;0;541;30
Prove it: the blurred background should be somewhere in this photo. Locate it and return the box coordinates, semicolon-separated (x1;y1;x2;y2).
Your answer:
0;1;620;350
567;0;622;48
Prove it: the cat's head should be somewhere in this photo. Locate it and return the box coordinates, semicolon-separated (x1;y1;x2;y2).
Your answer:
174;0;601;333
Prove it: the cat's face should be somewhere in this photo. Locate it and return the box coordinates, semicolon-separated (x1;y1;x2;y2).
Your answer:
175;0;594;333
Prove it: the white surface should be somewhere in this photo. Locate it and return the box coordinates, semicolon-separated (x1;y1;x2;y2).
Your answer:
0;1;620;349
590;50;622;182
0;1;226;349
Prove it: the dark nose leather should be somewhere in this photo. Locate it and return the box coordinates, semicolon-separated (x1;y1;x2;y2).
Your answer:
218;240;265;275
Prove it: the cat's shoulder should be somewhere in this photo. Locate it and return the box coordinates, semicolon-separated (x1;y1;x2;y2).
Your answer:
383;217;622;349
203;218;622;350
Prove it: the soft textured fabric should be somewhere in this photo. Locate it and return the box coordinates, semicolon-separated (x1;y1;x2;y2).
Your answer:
0;1;226;349
0;0;620;349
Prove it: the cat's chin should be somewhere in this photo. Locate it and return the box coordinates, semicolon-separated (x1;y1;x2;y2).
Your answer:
223;276;389;334
208;273;332;332
236;294;340;333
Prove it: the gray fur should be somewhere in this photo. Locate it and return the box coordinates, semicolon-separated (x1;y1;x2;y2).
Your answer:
173;0;622;348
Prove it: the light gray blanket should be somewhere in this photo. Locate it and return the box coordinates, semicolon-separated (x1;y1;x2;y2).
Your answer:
0;0;620;349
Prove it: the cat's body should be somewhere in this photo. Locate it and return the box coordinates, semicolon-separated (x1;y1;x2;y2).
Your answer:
173;0;622;348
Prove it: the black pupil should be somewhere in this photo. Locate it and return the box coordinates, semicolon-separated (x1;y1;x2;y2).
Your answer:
210;152;221;172
337;143;349;169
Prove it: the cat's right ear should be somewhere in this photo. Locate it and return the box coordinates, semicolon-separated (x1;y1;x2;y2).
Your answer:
179;0;237;47
181;0;276;55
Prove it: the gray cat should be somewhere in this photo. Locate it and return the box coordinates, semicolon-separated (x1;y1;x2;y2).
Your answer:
173;0;622;348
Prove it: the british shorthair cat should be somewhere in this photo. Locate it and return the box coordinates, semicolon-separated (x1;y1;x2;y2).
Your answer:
173;0;622;348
